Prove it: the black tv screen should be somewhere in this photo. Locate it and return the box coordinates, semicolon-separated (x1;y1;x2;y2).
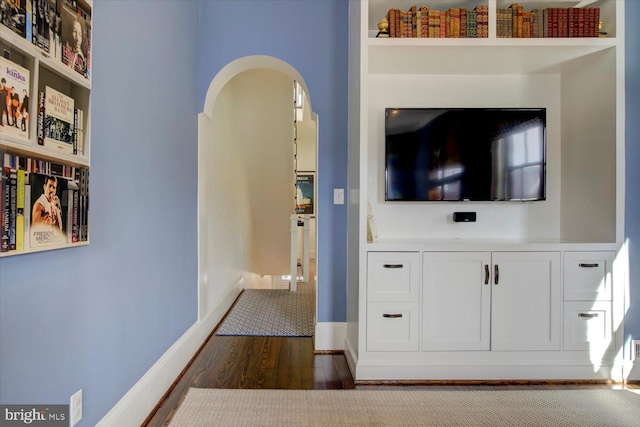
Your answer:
385;108;547;201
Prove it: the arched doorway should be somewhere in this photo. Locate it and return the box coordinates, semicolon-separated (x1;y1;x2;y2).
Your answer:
197;56;319;327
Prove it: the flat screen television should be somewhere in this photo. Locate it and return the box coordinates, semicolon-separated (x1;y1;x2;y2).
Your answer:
385;108;547;202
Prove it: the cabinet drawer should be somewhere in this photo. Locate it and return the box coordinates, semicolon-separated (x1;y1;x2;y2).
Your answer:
367;252;420;302
366;302;419;352
564;252;614;301
563;301;612;351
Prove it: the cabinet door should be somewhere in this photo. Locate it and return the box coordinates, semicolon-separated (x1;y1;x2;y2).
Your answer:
563;301;613;351
491;252;561;351
564;252;615;301
367;252;420;302
367;302;419;352
422;252;491;351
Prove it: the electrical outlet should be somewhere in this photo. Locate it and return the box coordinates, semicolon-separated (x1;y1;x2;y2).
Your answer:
70;389;83;426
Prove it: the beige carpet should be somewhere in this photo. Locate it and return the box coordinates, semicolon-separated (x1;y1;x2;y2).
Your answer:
169;388;640;426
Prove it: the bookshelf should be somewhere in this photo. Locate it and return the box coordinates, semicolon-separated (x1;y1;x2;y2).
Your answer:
0;0;92;257
346;0;626;381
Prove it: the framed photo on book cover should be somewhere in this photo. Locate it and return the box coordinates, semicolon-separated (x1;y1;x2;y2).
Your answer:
295;172;315;215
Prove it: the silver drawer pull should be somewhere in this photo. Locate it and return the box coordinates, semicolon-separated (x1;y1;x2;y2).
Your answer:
579;313;599;318
383;313;403;318
579;263;599;268
383;264;404;269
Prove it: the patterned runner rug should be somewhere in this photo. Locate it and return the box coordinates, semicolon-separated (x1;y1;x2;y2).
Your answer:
215;282;315;337
169;388;640;427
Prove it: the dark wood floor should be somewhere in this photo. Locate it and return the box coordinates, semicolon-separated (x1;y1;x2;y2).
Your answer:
143;335;354;426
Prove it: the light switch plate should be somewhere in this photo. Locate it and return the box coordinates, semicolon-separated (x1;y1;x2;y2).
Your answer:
334;188;344;205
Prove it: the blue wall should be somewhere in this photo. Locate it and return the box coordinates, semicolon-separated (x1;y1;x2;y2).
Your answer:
625;0;640;343
196;0;349;322
0;2;199;425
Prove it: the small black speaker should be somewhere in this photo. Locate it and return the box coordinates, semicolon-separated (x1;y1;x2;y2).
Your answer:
453;212;477;222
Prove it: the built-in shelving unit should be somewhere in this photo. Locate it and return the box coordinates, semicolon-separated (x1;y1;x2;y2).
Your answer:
346;0;626;382
1;0;93;257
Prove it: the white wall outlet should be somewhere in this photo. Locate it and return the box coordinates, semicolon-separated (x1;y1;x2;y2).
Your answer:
333;188;344;205
70;389;83;426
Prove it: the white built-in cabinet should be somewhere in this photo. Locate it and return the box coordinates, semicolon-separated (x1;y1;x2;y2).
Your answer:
422;251;560;352
345;0;627;382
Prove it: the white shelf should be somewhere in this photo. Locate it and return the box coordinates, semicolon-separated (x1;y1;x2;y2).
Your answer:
0;241;89;258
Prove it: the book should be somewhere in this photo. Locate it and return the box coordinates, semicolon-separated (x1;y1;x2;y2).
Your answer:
71;184;77;242
61;1;89;77
387;8;397;38
416;6;428;38
0;162;9;252
34;0;59;55
29;172;72;247
0;0;27;37
43;85;75;154
0;57;31;142
15;168;25;250
23;182;30;249
37;90;45;145
61;178;77;244
8;169;16;250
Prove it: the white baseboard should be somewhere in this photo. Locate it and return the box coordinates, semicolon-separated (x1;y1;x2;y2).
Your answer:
626;360;640;382
96;284;242;427
315;322;347;351
344;337;358;378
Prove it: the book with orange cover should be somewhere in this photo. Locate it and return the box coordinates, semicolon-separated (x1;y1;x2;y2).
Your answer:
416;6;429;37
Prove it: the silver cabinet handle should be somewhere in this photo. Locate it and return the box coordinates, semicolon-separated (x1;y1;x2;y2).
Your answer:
484;264;489;285
494;265;499;285
579;263;599;268
579;313;599;318
383;313;403;318
383;264;404;269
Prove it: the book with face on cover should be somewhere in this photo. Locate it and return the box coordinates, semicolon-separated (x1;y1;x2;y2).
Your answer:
0;57;30;142
61;1;89;78
29;172;76;247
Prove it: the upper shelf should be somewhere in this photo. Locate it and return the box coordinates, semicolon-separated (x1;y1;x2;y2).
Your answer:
367;0;618;38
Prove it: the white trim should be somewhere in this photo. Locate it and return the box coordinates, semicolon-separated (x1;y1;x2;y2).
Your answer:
626;360;640;382
353;363;625;382
315;322;347;351
344;336;358;378
96;284;241;427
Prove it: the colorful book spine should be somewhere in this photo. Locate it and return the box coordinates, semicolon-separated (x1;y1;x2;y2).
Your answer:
37;91;45;145
0;164;9;252
15;169;25;251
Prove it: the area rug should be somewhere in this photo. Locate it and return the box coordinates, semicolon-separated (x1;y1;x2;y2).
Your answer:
215;282;314;337
169;388;640;426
